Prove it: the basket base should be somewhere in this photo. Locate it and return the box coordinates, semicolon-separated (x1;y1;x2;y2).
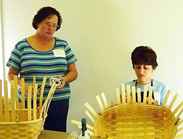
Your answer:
0;119;43;139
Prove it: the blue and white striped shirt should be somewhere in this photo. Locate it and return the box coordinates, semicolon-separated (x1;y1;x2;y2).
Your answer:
7;37;77;101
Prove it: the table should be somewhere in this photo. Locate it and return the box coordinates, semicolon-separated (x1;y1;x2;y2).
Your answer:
39;130;70;139
39;130;103;139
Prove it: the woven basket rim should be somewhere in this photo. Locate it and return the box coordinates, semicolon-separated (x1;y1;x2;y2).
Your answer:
104;103;167;111
0;118;42;125
101;103;172;116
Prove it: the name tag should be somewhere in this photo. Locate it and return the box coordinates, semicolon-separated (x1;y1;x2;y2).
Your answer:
53;49;66;57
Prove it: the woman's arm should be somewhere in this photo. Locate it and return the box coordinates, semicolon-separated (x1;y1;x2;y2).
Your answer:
64;63;78;84
57;63;78;89
8;67;18;81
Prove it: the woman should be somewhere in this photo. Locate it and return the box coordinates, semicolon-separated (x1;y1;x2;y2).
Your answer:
126;46;168;104
7;6;78;132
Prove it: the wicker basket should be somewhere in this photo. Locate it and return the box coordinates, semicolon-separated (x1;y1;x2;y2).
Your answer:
93;104;177;139
0;76;57;139
0;118;42;139
72;84;183;139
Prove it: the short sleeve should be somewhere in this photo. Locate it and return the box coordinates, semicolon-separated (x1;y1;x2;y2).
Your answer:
65;42;77;64
6;44;22;72
160;85;168;104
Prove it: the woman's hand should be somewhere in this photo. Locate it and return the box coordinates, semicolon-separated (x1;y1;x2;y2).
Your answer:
50;76;65;89
56;76;65;89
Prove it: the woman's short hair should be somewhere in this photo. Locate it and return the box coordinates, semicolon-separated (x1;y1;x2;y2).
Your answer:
131;46;158;69
32;6;62;31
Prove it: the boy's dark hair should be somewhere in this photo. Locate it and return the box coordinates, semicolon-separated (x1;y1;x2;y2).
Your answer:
131;46;158;69
32;6;62;31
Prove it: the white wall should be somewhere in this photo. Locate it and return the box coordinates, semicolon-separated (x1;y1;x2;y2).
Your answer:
2;0;183;132
0;0;3;79
0;21;2;79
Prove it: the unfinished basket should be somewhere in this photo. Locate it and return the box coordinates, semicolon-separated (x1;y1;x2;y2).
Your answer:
71;84;183;139
0;76;57;139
